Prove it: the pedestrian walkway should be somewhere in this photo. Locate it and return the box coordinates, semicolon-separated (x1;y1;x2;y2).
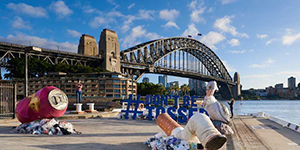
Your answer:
0;115;299;150
220;116;300;150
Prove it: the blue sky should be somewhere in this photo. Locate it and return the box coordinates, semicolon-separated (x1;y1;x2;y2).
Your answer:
1;0;300;89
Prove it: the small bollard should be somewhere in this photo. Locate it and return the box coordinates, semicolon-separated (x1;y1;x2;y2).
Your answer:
71;103;86;114
85;103;98;113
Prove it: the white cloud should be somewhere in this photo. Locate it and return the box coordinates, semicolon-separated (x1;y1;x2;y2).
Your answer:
0;33;77;52
107;0;119;9
79;4;101;14
108;11;124;17
282;30;300;46
188;0;206;23
159;9;180;21
214;16;249;38
138;10;155;20
122;26;160;48
257;34;268;39
120;24;130;33
220;0;237;4
229;50;246;54
162;21;180;29
200;31;226;49
182;24;199;38
12;16;31;30
222;60;236;72
6;3;47;18
228;38;239;46
249;58;275;68
119;10;155;33
266;38;277;45
276;71;300;76
67;29;81;38
49;1;73;18
188;0;200;10
89;16;114;28
127;3;135;9
190;8;205;23
242;74;271;79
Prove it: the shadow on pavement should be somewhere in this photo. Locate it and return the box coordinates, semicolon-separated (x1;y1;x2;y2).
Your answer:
257;118;300;146
29;142;149;150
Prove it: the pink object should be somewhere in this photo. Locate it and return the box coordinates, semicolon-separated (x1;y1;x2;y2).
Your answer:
76;83;82;92
16;86;68;123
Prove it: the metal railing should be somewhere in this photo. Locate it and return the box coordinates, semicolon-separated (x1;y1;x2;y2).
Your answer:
0;81;16;119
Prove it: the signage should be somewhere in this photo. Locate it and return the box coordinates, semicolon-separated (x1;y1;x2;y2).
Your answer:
121;94;208;123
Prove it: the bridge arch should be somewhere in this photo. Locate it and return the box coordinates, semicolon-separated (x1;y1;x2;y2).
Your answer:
120;37;236;99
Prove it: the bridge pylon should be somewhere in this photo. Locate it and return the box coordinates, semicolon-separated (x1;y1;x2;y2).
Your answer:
99;29;121;73
231;72;241;98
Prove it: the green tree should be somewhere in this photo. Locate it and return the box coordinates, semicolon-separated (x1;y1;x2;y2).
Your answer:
4;58;25;79
4;58;108;79
173;85;180;95
137;82;166;96
180;84;190;96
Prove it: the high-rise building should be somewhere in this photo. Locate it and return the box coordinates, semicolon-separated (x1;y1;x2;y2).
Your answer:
158;75;167;87
78;34;98;56
142;77;149;83
288;76;296;89
188;79;206;96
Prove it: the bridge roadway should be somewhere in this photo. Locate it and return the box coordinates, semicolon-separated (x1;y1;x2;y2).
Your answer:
0;41;235;85
0;42;102;66
121;62;235;86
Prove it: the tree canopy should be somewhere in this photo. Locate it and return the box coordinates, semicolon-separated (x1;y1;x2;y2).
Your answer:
137;82;167;96
4;57;107;79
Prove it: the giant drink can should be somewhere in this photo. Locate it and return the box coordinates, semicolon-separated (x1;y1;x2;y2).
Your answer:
16;86;68;123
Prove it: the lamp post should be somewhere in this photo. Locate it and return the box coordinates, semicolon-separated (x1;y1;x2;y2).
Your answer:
24;46;42;97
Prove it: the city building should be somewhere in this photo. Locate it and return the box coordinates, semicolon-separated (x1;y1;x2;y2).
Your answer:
277;88;293;98
298;82;300;90
188;79;206;96
158;75;167;87
169;81;179;87
266;86;275;95
254;89;268;97
166;83;170;88
15;72;137;102
142;77;149;83
288;76;296;89
275;83;284;89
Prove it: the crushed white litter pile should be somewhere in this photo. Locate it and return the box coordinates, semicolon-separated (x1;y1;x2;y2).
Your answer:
12;118;81;135
117;111;156;120
144;132;203;150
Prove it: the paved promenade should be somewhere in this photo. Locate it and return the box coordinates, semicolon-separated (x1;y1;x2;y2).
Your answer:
0;115;299;150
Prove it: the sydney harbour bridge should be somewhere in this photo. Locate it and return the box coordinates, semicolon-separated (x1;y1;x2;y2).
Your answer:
0;29;240;99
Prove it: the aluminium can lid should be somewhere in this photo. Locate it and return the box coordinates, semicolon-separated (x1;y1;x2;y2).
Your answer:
48;89;68;110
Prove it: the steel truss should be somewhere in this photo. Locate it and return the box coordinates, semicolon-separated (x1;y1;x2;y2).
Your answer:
120;37;235;99
0;42;102;67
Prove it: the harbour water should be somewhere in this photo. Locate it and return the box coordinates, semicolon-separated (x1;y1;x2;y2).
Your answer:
220;100;300;125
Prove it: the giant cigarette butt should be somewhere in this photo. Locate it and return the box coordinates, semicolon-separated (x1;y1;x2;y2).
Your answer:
156;113;181;136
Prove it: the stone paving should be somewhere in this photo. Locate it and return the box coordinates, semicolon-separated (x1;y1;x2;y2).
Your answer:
0;116;300;150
